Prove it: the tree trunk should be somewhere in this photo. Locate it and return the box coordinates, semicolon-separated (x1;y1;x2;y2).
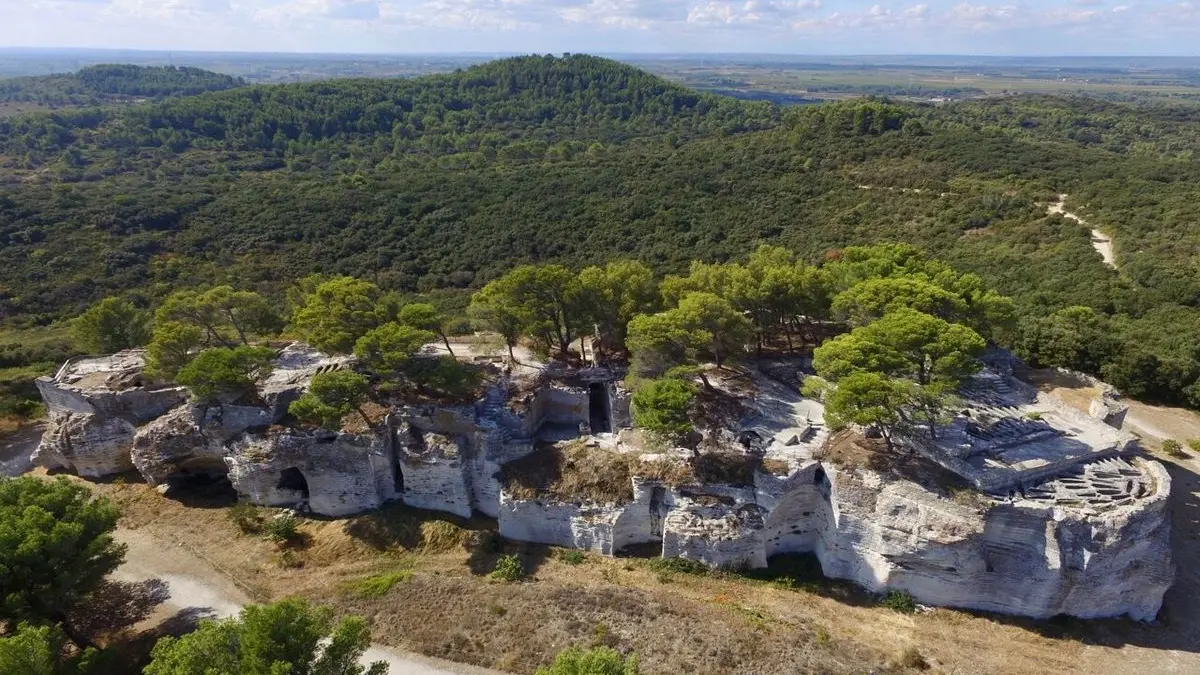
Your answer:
226;310;249;345
698;371;715;391
440;331;454;358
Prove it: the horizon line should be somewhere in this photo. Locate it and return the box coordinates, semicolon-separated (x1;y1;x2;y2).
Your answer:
2;46;1200;60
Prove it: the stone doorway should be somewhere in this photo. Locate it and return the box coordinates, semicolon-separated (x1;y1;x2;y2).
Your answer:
589;382;612;434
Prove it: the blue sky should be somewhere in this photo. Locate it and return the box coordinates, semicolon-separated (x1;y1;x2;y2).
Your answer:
2;1;1198;55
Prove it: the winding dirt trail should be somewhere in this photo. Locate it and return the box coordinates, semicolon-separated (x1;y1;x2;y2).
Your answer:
113;528;504;675
1048;194;1117;269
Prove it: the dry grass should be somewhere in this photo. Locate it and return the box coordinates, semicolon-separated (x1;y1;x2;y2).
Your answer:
502;441;635;504
632;455;695;486
60;461;1200;675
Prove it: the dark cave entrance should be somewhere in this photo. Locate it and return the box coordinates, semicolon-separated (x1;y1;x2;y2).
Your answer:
277;467;310;500
588;382;612;434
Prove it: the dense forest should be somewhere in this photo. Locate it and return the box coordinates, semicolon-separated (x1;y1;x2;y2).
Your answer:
0;64;245;108
1;53;1200;417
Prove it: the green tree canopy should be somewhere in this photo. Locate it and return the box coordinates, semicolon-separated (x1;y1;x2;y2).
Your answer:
69;297;151;354
577;260;659;354
813;309;986;386
0;477;124;641
144;321;204;379
0;623;109;675
353;323;435;377
471;265;585;356
144;598;387;675
625;312;711;381
467;283;528;360
176;345;276;402
820;372;915;450
832;276;969;326
631;378;696;445
671;292;751;369
289;370;372;431
398;303;454;356
291;277;390;354
1014;305;1118;373
154;286;276;348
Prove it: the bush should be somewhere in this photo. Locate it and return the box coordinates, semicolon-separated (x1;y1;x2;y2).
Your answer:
354;569;413;597
559;549;586;565
646;557;709;576
264;513;299;545
1161;439;1187;458
882;589;917;613
490;554;524;582
228;501;264;534
535;646;639;675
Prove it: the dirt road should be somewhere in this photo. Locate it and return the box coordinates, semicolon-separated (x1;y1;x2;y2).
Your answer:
114;529;504;675
1048;194;1117;268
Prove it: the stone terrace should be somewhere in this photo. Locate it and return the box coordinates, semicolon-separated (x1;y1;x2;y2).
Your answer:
914;369;1136;492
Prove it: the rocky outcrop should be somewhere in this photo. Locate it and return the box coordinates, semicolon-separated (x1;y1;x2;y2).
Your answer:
397;426;475;519
33;412;137;477
805;458;1173;621
663;502;769;570
131;404;272;484
497;479;666;555
225;429;396;517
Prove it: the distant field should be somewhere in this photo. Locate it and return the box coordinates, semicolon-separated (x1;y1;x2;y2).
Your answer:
631;61;1200;104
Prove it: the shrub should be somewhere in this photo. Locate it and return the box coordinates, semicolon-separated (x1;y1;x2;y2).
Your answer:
1162;439;1187;458
1188;439;1200;453
264;513;299;545
646;557;709;576
535;646;640;675
559;549;586;565
354;569;413;597
490;554;524;582
882;589;917;614
229;501;264;534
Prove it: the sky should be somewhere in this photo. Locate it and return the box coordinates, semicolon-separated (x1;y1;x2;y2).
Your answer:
1;1;1199;55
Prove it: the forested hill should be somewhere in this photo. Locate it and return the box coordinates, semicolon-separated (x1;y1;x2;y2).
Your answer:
0;55;775;161
2;54;1200;412
0;64;245;108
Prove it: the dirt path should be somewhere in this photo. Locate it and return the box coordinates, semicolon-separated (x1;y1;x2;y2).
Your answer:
1048;193;1117;268
114;528;504;675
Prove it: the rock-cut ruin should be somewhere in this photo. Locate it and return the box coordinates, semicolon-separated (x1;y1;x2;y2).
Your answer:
31;342;1173;622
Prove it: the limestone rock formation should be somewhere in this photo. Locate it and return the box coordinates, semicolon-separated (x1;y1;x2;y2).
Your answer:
30;343;1173;621
33;351;187;476
132;403;272;484
34;413;137;477
225;429;396;517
